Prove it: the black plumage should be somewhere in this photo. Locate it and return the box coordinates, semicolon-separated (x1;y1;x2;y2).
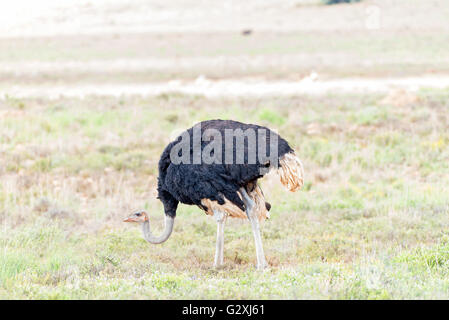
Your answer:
157;119;294;218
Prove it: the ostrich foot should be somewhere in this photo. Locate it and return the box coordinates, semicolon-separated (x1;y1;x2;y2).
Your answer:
256;261;269;271
213;263;225;270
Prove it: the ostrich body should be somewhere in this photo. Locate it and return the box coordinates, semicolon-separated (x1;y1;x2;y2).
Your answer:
124;119;304;269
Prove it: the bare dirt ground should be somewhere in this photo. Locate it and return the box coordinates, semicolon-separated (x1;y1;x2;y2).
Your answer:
1;0;449;97
4;75;449;99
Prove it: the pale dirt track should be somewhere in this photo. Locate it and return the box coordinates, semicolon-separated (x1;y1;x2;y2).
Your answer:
2;76;449;99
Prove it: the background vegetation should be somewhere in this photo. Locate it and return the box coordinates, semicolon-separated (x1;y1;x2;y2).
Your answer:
2;90;449;299
323;0;362;5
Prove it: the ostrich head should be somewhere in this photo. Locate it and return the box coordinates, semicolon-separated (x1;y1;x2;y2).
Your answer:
123;210;174;244
123;211;149;223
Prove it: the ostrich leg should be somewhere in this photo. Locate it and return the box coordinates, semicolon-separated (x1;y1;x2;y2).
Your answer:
239;187;268;270
213;210;226;268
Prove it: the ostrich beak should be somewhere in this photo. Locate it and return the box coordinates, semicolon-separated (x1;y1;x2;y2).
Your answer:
123;211;147;223
123;216;139;222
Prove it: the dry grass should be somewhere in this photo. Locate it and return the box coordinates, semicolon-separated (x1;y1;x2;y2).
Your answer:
1;90;449;299
1;30;448;86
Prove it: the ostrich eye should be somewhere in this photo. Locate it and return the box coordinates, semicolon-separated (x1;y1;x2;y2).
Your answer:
135;213;142;217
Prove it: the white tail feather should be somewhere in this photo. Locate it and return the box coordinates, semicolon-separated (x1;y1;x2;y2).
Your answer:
278;152;304;192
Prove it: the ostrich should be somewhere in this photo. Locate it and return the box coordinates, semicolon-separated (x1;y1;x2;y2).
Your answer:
123;119;304;269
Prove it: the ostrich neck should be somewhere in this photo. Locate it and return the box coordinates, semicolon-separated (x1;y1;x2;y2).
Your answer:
141;215;174;244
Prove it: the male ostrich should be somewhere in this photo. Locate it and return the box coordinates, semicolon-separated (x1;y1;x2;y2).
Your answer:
124;119;304;269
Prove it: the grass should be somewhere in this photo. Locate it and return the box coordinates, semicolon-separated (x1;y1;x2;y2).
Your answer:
1;89;449;299
1;30;448;85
